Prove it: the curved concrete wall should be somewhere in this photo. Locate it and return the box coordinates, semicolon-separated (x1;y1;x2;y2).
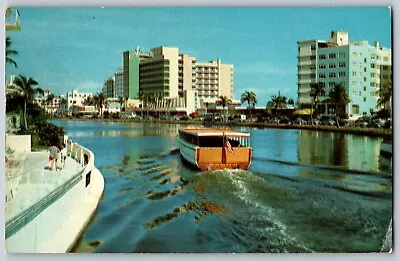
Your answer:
5;139;104;253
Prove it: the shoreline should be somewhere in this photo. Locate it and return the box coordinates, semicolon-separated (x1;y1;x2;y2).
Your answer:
51;117;392;138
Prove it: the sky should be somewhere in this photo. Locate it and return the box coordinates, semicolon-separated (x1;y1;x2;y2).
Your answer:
5;6;391;105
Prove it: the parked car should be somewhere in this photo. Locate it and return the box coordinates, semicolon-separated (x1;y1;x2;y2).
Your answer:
294;118;307;125
278;116;291;124
311;119;321;125
320;116;336;126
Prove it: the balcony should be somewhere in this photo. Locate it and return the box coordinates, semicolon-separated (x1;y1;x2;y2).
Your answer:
6;8;20;31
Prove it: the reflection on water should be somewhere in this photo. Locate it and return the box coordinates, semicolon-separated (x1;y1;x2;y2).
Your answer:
51;121;392;253
297;130;385;172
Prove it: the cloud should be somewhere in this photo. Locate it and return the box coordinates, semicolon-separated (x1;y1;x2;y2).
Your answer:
235;62;291;76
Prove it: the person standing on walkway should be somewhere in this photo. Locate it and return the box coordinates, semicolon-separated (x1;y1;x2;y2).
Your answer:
60;143;67;170
48;145;60;171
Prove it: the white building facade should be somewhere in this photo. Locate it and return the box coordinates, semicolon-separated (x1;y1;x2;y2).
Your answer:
297;31;392;117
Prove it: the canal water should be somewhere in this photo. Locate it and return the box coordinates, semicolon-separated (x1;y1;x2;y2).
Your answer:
51;120;392;253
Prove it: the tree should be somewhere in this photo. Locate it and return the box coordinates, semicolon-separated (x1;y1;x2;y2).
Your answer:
6;37;18;68
46;93;55;115
328;83;350;127
240;91;257;118
11;75;44;130
92;92;105;116
98;92;105;116
288;98;295;106
310;82;325;124
270;92;287;116
118;96;125;112
83;96;94;106
376;84;392;112
217;95;231;120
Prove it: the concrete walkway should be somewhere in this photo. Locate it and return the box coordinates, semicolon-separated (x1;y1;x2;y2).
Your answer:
5;151;82;222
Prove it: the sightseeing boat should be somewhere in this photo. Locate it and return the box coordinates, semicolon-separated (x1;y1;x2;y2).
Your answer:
178;127;252;171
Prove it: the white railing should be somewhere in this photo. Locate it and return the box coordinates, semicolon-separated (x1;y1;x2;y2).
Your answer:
5;137;97;253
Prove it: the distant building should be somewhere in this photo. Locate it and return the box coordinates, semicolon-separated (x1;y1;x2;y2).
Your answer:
123;48;152;99
66;90;93;113
119;46;234;115
297;31;392;117
103;77;114;98
196;59;234;105
114;68;124;98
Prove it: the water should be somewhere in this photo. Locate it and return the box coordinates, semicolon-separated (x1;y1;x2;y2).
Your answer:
51;120;392;253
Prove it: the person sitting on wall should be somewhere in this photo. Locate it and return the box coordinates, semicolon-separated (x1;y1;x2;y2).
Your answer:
48;145;60;171
60;143;67;170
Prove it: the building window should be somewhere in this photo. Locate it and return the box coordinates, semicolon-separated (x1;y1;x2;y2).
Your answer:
352;105;359;114
352;91;357;96
329;63;336;68
352;52;358;57
363;97;367;102
339;72;345;77
339;62;346;67
383;56;389;62
339;52;346;58
359;92;362;96
370;92;376;96
311;45;316;50
319;74;326;78
319;54;326;60
371;54;376;60
352;71;357;76
329;53;336;59
352;82;357;87
370;63;376;69
329;73;336;78
319;64;326;69
352;62;357;66
329;82;335;87
364;87;366;91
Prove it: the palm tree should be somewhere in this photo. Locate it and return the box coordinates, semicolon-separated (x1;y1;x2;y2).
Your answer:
83;96;94;106
328;83;350;127
376;84;392;112
11;75;44;130
241;91;257;118
270;92;287;116
137;90;144;116
310;82;325;124
118;96;124;112
6;37;18;68
93;92;105;116
266;101;274;115
46;93;55;115
217;95;231;120
60;97;67;115
288;98;295;107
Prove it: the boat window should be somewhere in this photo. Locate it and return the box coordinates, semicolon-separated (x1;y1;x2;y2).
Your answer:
179;131;198;145
199;136;224;147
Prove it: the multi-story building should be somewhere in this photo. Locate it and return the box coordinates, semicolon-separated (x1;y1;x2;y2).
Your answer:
297;31;392;117
103;77;115;98
123;48;152;99
114;68;124;98
66;90;93;112
139;46;180;98
196;59;234;104
119;46;234;114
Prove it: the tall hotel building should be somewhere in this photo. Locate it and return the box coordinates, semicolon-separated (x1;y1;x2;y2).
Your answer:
297;31;391;117
123;46;234;112
123;49;152;99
